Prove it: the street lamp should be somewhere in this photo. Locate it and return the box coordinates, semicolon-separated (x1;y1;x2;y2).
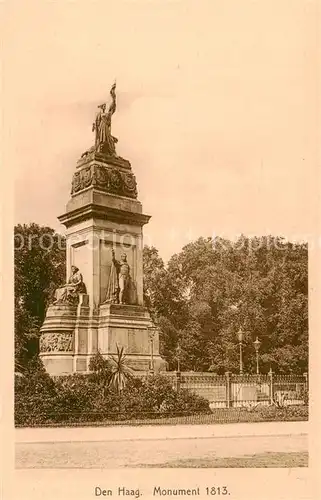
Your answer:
237;328;244;375
253;337;261;374
148;326;156;374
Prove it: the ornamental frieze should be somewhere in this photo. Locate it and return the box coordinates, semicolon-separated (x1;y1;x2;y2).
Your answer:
40;332;73;353
71;164;138;199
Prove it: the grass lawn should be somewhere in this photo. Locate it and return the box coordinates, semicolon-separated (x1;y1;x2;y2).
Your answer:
140;452;308;468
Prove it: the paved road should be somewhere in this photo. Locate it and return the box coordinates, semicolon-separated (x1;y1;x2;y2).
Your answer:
16;420;307;443
16;426;308;468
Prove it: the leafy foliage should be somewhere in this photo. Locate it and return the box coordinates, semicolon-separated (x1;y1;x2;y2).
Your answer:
15;371;211;425
254;404;308;421
14;224;65;371
88;351;113;395
108;344;134;394
15;224;307;380
14;356;58;425
15;363;307;426
143;236;308;374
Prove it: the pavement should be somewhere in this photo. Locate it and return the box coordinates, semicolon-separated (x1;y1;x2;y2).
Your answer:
15;421;308;469
16;420;308;443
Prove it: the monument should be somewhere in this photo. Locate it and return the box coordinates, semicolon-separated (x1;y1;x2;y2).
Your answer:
39;83;166;375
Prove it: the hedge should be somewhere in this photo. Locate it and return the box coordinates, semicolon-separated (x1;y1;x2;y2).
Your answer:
15;370;211;426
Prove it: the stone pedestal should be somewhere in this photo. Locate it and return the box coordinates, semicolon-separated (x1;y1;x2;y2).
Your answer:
39;151;166;375
98;304;166;372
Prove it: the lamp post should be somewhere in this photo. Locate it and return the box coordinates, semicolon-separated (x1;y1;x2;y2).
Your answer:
253;337;261;374
148;326;156;374
237;328;244;375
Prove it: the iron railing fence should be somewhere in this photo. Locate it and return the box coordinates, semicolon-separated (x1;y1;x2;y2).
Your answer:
15;371;308;428
157;371;308;408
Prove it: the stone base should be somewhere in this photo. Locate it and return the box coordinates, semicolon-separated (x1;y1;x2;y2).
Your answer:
41;354;74;375
98;303;166;373
77;151;132;170
39;301;167;375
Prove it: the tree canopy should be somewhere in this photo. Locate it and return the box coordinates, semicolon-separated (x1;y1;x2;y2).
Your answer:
143;236;308;374
14;225;308;375
14;223;66;371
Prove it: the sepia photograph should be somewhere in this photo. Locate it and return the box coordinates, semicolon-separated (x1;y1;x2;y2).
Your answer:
2;0;319;498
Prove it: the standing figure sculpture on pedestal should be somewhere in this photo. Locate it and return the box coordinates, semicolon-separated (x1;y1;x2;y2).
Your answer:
104;249;131;304
81;82;130;166
105;249;120;304
92;82;118;155
118;252;130;305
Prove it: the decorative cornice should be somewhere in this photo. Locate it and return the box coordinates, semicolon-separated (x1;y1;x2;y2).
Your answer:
71;163;138;199
59;203;151;228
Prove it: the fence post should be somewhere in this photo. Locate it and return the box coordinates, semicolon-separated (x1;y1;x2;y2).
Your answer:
172;371;177;391
176;370;181;392
225;371;231;408
268;369;273;405
303;372;308;392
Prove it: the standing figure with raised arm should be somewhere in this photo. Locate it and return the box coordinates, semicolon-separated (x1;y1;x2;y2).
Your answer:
103;248;131;304
92;82;118;155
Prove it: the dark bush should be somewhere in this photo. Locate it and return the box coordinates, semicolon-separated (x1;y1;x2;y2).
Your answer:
172;389;212;415
257;404;308;421
14;357;59;425
88;352;113;389
15;360;306;426
54;375;102;423
297;387;309;405
15;369;211;425
117;375;211;419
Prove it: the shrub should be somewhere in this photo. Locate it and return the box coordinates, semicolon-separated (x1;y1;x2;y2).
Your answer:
255;404;308;422
88;352;113;390
54;375;101;423
17;363;307;426
15;356;59;425
297;387;309;405
171;389;212;416
15;369;212;425
117;375;211;419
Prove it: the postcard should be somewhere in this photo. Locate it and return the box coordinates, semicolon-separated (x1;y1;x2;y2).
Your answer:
1;0;320;499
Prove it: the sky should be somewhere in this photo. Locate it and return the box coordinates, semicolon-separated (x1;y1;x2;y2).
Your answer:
4;0;318;262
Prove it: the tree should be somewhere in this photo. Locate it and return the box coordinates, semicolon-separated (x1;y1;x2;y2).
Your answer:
14;223;66;370
143;246;188;369
143;246;187;325
143;237;308;374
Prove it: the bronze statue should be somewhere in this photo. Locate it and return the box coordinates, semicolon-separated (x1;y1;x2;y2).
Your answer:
92;82;118;155
80;82;131;165
118;252;130;305
103;248;131;304
53;266;87;305
104;249;120;304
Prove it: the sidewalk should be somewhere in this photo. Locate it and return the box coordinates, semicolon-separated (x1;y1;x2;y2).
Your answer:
16;420;308;444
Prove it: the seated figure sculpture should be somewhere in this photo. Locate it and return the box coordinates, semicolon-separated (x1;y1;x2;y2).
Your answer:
53;265;87;305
